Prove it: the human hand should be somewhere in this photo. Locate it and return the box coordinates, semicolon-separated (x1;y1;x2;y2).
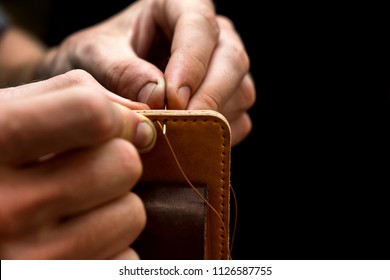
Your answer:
36;0;256;146
0;70;156;259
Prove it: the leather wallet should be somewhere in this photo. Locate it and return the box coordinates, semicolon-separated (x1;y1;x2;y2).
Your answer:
132;110;232;260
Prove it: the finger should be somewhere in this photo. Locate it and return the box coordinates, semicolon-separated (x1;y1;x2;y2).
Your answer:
105;90;150;110
110;248;140;260
0;70;107;101
0;70;150;110
1;193;146;259
229;113;253;147
220;74;256;146
186;16;251;111
93;51;166;109
159;0;220;109
56;193;146;260
219;73;257;121
0;139;143;235
0;86;156;165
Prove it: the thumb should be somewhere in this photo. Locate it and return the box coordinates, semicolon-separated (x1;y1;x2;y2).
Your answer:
101;55;166;109
115;103;157;154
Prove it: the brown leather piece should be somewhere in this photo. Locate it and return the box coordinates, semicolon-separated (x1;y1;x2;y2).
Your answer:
132;182;207;260
135;110;232;260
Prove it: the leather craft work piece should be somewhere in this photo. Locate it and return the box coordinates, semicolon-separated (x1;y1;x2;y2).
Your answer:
132;110;232;260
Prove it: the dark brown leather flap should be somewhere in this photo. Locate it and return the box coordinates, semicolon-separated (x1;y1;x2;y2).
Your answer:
133;182;207;260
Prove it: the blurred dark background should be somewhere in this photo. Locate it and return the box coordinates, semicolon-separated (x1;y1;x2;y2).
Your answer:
2;0;389;260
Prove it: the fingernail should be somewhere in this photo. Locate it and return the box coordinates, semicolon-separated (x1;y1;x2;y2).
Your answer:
134;116;157;153
177;86;191;109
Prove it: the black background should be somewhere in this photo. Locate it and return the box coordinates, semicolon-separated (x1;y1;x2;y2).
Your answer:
3;0;390;260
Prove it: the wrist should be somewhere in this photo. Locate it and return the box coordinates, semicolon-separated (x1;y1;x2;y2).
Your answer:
0;27;47;86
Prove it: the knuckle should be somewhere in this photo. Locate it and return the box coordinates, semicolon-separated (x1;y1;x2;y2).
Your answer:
217;15;235;30
61;69;97;86
242;75;257;108
228;42;250;74
201;90;222;111
217;18;250;74
105;61;136;99
201;8;220;38
71;89;118;142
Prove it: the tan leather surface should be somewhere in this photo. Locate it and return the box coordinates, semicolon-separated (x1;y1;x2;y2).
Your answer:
135;110;232;260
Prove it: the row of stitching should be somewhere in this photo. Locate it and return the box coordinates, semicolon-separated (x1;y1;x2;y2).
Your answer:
151;116;229;259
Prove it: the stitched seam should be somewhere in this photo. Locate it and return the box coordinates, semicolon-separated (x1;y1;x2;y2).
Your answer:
151;117;229;259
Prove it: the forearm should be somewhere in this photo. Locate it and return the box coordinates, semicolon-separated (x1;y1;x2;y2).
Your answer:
0;27;47;86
